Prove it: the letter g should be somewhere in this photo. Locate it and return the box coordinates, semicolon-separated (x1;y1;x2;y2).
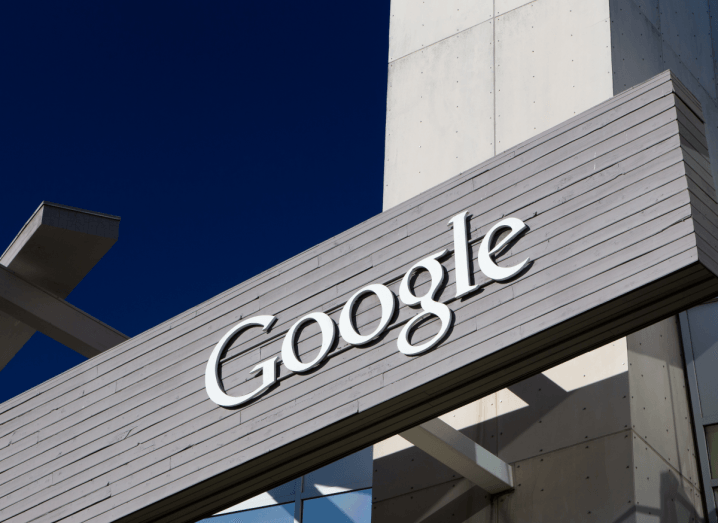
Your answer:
205;315;278;408
397;250;453;355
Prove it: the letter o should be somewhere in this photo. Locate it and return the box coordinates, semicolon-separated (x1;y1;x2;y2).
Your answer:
340;284;396;346
282;312;337;373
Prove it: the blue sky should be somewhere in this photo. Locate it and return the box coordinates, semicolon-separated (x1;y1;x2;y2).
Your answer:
0;1;390;403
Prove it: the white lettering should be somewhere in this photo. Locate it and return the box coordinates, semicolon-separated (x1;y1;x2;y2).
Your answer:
478;217;530;282
281;312;337;373
205;315;278;408
448;211;478;298
340;284;396;346
397;250;453;355
206;212;531;408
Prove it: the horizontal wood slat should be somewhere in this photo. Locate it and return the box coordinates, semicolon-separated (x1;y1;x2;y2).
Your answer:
1;70;717;523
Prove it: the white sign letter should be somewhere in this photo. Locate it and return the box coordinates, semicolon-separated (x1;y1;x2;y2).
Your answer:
398;250;453;355
340;284;396;346
478;217;530;282
448;211;478;298
205;315;278;408
282;312;337;373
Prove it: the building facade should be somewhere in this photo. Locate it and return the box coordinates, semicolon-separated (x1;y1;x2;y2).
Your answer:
207;0;718;523
206;0;718;521
1;1;718;523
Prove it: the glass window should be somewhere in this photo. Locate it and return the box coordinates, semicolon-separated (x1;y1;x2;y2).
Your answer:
197;502;294;523
302;489;372;523
706;425;718;479
198;449;373;522
303;447;373;497
215;478;298;514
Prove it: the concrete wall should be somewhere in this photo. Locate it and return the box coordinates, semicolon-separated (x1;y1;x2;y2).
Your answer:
384;0;718;208
373;340;633;522
372;321;704;522
627;318;704;522
383;0;614;210
610;0;718;194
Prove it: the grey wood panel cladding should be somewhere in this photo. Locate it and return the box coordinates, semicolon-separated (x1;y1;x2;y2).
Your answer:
1;71;718;523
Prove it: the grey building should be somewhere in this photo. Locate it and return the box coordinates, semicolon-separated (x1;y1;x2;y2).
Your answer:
1;1;718;523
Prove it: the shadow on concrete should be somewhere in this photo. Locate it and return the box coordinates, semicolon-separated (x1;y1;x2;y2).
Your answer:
372;367;704;523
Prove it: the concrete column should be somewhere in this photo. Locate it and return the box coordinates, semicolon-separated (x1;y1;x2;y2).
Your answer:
625;318;704;521
378;0;717;519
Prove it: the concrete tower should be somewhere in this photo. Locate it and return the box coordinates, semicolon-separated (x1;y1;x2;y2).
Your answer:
374;0;718;521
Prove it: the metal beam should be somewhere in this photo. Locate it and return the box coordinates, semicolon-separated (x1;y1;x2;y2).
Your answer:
400;418;514;494
0;264;128;358
0;202;120;368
